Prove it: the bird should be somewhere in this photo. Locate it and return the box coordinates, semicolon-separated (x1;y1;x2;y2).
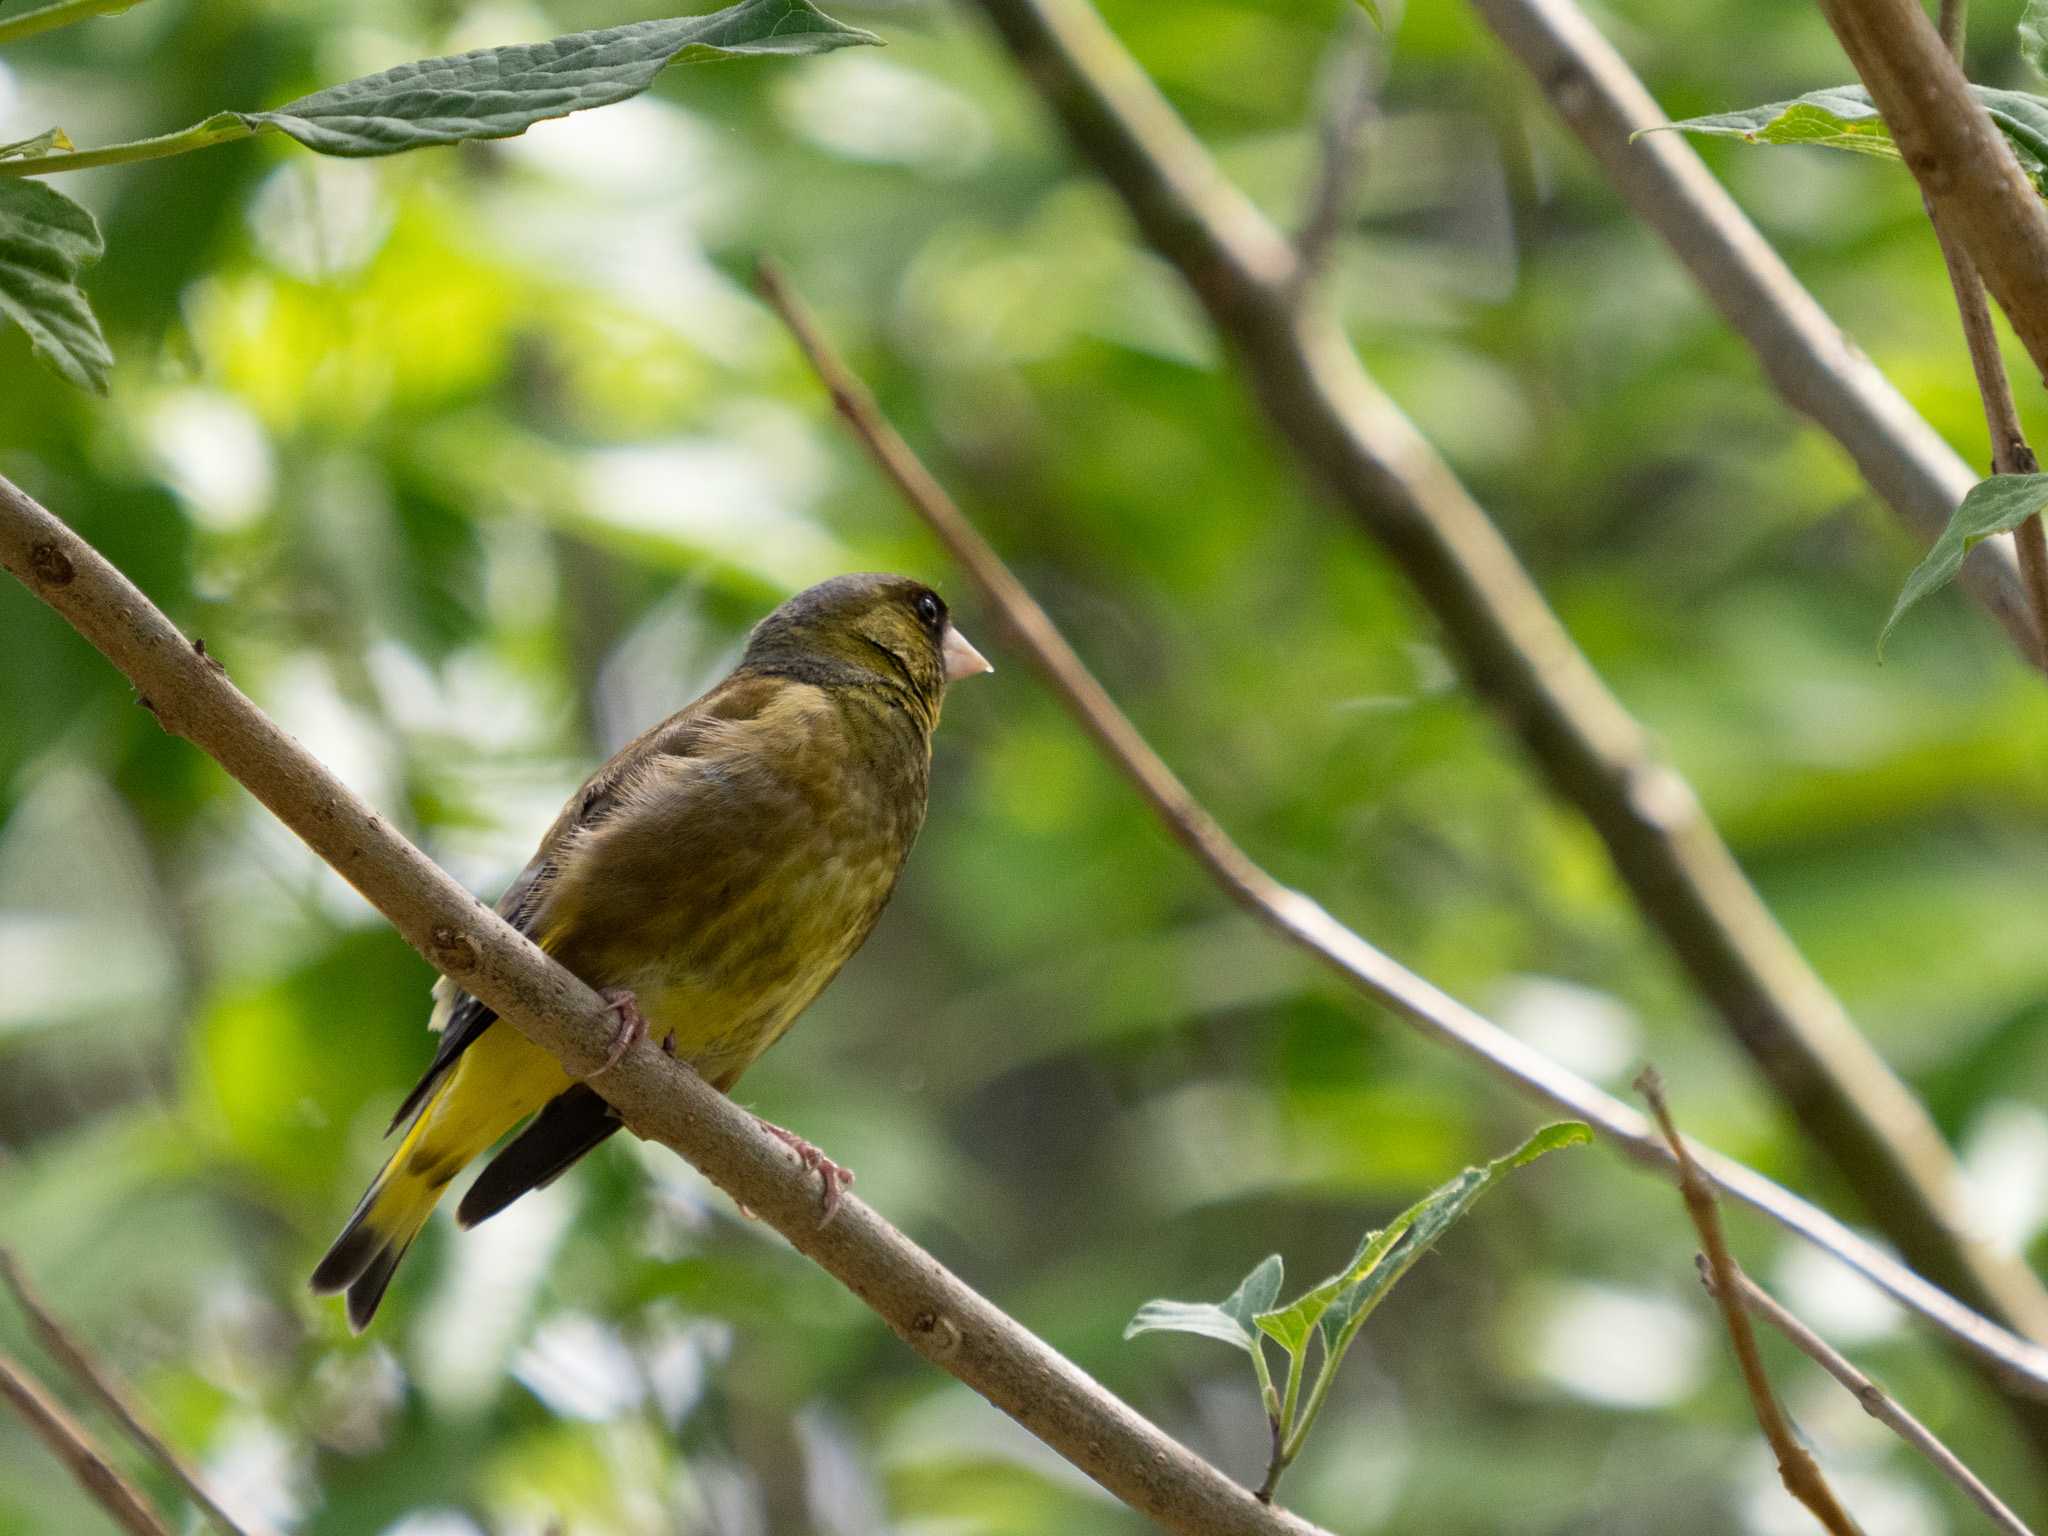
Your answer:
311;572;991;1331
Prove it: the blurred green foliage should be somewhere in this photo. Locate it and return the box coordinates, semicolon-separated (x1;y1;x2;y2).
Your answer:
4;0;2048;1532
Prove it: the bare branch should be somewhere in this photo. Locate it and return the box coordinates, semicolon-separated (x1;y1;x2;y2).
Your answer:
751;258;2048;1397
958;0;2048;1433
0;1249;258;1536
0;1350;172;1536
0;474;1330;1536
1639;1070;1863;1536
1468;0;2044;669
1707;1262;2037;1536
1287;8;1378;306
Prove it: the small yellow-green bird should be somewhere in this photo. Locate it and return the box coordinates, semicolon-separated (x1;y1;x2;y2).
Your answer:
312;573;991;1330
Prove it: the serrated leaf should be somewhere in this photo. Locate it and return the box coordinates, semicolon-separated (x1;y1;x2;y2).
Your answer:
0;128;73;161
0;0;879;176
1123;1300;1258;1351
247;0;878;158
1881;474;2048;653
2025;0;2048;81
1125;1253;1282;1355
0;176;111;393
1660;84;2048;194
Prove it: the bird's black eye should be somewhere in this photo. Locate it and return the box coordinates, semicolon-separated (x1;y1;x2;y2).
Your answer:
913;592;943;629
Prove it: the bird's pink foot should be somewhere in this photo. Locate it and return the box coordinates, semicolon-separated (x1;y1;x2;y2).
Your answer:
757;1117;854;1223
589;987;646;1076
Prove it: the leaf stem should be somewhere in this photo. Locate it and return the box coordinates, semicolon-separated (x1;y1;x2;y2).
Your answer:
0;117;255;178
1248;1332;1282;1423
0;0;140;47
1282;1340;1341;1464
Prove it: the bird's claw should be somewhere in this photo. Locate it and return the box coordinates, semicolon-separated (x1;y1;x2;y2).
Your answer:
757;1117;854;1224
589;988;646;1077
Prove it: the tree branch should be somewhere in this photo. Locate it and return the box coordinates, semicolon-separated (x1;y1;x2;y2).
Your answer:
1708;1262;2037;1536
1287;8;1378;307
1467;0;2044;671
1639;1070;1863;1536
750;259;2048;1399
0;1350;172;1536
0;1250;257;1536
1817;0;2048;396
958;0;2048;1440
1920;0;2048;664
0;474;1329;1536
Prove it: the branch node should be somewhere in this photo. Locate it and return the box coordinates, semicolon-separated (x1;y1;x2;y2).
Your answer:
28;541;75;587
429;925;479;973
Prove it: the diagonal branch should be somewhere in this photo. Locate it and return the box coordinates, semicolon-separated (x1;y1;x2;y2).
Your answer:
0;1250;258;1536
958;0;2048;1444
1640;1070;1863;1536
1715;1263;2037;1536
751;259;2048;1398
0;474;1330;1536
1468;0;2044;670
0;1350;172;1536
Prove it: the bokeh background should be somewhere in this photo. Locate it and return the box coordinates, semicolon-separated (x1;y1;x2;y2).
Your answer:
5;0;2048;1531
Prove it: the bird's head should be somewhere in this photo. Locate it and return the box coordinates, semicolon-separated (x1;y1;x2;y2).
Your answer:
744;573;992;716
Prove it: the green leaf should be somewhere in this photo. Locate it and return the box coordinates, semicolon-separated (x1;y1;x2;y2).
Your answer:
0;0;879;176
0;175;111;394
1353;0;1384;31
1316;1122;1590;1352
1125;1253;1282;1354
246;0;879;158
1882;474;2048;653
0;129;73;161
2025;0;2048;81
1660;84;2048;193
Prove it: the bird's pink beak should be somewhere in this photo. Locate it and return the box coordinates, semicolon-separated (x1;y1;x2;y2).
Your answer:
942;624;994;682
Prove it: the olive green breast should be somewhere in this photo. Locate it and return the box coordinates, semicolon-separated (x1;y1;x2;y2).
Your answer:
541;681;931;1087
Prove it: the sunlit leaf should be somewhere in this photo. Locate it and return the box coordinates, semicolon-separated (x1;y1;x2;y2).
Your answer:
1661;84;2048;193
0;0;880;174
1125;1253;1283;1354
0;175;110;393
1882;474;2048;654
2025;0;2048;81
1354;0;1384;31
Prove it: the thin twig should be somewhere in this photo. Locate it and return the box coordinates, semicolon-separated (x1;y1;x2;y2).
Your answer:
1468;0;2042;667
0;1350;172;1536
1704;1260;2036;1536
0;1250;257;1536
1287;8;1378;306
1922;0;2048;667
749;258;2048;1397
0;479;1328;1536
1638;1070;1862;1536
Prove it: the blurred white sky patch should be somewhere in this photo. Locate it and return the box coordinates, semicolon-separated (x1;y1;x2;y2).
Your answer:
1522;1281;1707;1409
367;640;558;752
515;1312;646;1422
489;96;760;361
140;389;276;532
413;1178;577;1411
264;652;400;815
777;54;992;176
796;1402;889;1536
596;587;743;755
0;767;181;1033
575;415;849;590
1492;974;1639;1084
246;157;395;281
644;1311;732;1432
1960;1100;2048;1251
1770;1239;1903;1348
204;1412;310;1533
378;1513;489;1536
